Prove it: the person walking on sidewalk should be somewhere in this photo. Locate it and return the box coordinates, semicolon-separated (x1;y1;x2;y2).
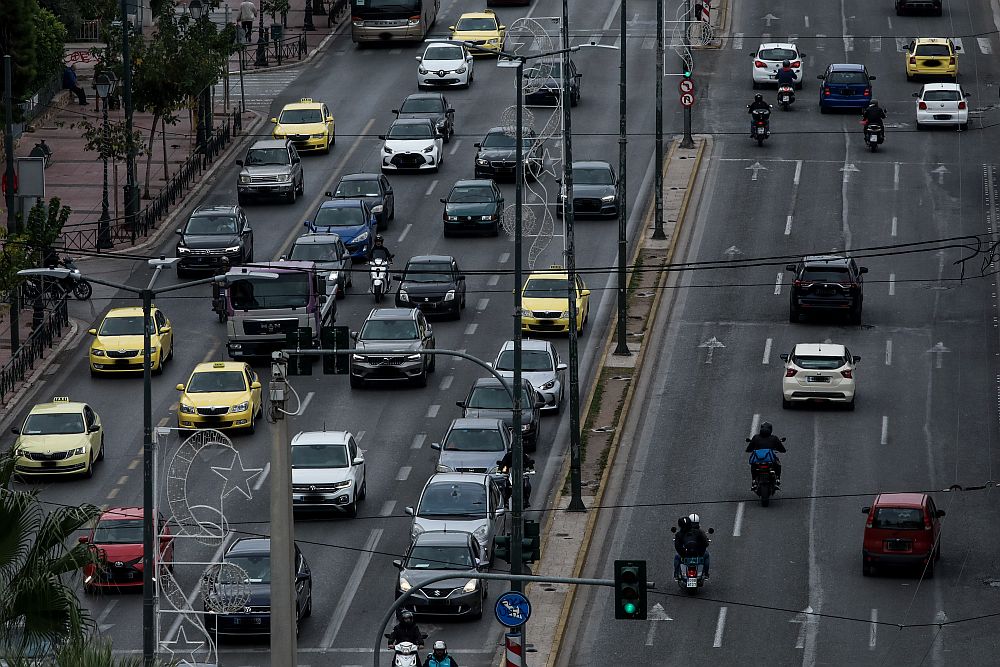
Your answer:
239;0;257;42
62;65;87;105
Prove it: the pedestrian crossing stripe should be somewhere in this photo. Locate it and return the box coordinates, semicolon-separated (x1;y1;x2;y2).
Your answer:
721;34;991;55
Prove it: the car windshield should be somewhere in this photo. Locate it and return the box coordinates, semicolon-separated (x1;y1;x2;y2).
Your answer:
292;443;350;469
495;349;553;372
186;371;246;393
872;507;924;530
426;45;464;60
360;319;419;340
22;412;85;435
467;385;533;409
923;89;962;102
405;262;452;283
225;554;270;583
417;481;488;518
915;44;951;57
279;108;323;124
800;268;851;283
244;147;289;166
759;48;797;61
335;179;380;197
98;315;155;336
482;132;533;149
406;545;473;570
456;17;496;31
826;71;868;85
792;354;847;370
573;167;613;185
526;62;562;78
524;278;574;298
444;428;506;452
230;273;310;310
313;206;365;228
400;98;444;113
449;186;495;202
92;518;144;544
357;0;419;8
185;215;238;235
290;241;341;262
388;123;433;139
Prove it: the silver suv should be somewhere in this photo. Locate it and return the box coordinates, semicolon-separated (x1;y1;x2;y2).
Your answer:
237;139;304;204
350;308;435;388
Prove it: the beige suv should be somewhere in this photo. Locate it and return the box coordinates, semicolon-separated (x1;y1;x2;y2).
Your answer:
236;139;304;204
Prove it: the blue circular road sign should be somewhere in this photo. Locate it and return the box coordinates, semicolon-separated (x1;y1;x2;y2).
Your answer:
495;591;531;627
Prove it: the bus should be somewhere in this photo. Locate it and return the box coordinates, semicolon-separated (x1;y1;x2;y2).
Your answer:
351;0;439;45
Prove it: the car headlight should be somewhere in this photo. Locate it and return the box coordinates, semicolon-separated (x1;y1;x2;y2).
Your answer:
383;145;393;154
472;525;488;544
331;479;352;489
180;403;196;414
69;447;86;456
14;448;26;458
443;290;455;302
398;290;409;302
311;133;326;138
352;230;370;244
602;195;617;203
240;175;251;184
406;353;422;361
519;308;533;317
422;145;435;154
230;401;250;413
478;215;495;221
539;378;556;390
352;354;366;361
91;348;106;357
445;215;459;221
436;463;455;473
476;158;489;166
463;579;478;593
418;66;428;74
176;246;190;255
521;423;532;432
225;246;241;253
399;576;412;592
455;65;467;74
276;174;291;183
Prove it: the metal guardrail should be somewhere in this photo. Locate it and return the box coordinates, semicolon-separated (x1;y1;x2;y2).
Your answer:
240;33;308;67
59;108;241;251
0;296;70;404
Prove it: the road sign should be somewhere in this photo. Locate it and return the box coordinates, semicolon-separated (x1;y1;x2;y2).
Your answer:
680;92;695;108
678;79;694;94
496;591;531;627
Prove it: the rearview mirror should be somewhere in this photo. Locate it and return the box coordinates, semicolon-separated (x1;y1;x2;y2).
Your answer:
853;355;861;363
440;198;447;203
556;363;567;371
415;56;422;62
175;384;185;392
581;289;591;296
351;331;359;340
859;267;869;274
352;457;364;466
779;353;789;361
174;228;183;235
816;74;825;80
325;190;333;197
270;117;277;124
936;509;946;518
785;264;796;271
251;381;261;390
473;142;481;148
10;426;18;435
868;75;876;81
404;506;414;516
670;526;677;533
235;160;243;166
378;135;386;141
371;205;384;214
708;528;715;534
456;401;465;408
392;274;402;281
912;92;920;97
87;328;97;336
430;442;441;450
392;559;403;568
391;109;399;115
78;536;89;544
861;506;871;513
448;108;455;114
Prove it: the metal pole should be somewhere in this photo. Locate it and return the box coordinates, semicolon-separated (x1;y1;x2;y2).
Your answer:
98;95;112;249
614;0;630;356
3;56;19;355
255;4;268;66
269;397;296;665
562;1;586;513
510;58;525;594
680;0;695;148
120;0;138;243
238;46;246;113
652;0;666;240
141;284;155;667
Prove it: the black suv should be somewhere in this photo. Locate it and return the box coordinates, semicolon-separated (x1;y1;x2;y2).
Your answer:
523;59;582;106
393;92;455;143
786;255;868;324
175;205;253;276
350;308;436;387
895;0;942;16
394;255;466;319
456;377;544;451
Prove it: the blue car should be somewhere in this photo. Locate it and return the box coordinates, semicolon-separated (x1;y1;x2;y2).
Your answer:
817;64;876;113
304;199;379;261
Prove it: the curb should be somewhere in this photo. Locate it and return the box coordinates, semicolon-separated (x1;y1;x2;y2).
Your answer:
0;317;81;428
227;17;346;77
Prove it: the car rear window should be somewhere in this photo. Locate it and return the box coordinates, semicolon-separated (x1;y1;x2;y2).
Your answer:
923;89;962;102
872;507;924;530
800;267;851;283
444;428;506;452
792;354;847;370
759;48;797;61
826;71;868;85
915;44;951;57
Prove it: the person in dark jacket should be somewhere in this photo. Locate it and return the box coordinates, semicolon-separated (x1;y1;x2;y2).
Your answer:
746;421;786;483
861;100;887;126
747;93;772;113
497;451;534;507
62;65;87;105
370;234;394;262
674;514;710;577
387;610;424;648
774;60;798;87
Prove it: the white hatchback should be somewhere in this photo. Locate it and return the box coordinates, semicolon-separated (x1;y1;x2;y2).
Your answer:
417;41;474;89
750;42;806;88
914;83;969;130
780;343;859;409
380;118;444;173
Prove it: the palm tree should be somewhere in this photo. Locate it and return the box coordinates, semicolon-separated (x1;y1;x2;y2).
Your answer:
55;636;177;667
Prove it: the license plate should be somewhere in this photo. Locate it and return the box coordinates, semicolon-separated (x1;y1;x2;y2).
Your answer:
868;133;878;140
305;495;326;503
933;114;952;120
806;376;830;383
253;617;263;625
756;127;766;135
40;461;57;468
686;580;698;588
780;95;790;102
202;415;223;422
232;618;241;625
114;359;132;367
539;320;555;325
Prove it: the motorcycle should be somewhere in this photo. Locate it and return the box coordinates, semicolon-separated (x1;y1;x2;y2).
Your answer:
669;526;714;594
745;437;785;507
383;633;427;667
60;257;92;300
370;258;391;304
777;85;795;111
496;461;535;508
211;284;228;323
750;108;771;146
864;121;884;152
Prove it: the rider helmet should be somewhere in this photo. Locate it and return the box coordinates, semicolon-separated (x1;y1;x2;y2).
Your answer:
433;640;447;651
782;60;791;68
375;234;384;244
754;93;764;102
869;99;880;108
400;610;414;623
687;513;700;527
759;421;773;437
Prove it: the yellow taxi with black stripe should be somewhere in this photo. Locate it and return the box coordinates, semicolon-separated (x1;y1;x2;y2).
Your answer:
905;38;959;80
519;265;590;335
176;362;263;433
12;397;104;478
271;98;336;153
88;306;173;376
449;10;506;55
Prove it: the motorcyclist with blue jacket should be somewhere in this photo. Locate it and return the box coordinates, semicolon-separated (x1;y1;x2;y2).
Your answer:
746;421;786;485
774;60;798;87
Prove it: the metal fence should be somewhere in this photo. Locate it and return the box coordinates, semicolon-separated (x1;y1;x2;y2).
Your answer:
11;70;63;141
240;33;308;67
59;108;241;251
0;296;70;405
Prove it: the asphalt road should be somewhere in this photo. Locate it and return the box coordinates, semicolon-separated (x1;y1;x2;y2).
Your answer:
564;0;1000;666
3;0;663;665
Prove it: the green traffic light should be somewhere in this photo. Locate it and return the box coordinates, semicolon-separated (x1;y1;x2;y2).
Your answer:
623;602;637;615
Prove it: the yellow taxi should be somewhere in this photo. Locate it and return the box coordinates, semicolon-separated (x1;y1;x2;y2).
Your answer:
88;306;173;376
449;10;506;55
905;38;959;80
12;397;104;478
176;361;262;433
520;265;590;335
271;98;336;153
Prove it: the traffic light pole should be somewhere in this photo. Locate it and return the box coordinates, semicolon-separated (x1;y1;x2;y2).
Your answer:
680;0;695;148
652;0;666;240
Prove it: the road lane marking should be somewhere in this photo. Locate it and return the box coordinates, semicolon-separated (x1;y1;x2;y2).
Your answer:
96;599;118;632
253;462;271;491
893;162;900;190
106;488;119;499
732;502;745;537
803;16;809;28
477;298;489;311
424;179;438;196
978;37;992;54
411;433;426;449
880;417;888;445
396;466;411;481
380;500;396;517
465;323;478;335
815;34;826;51
732;33;743;50
439;375;453;391
785;215;793;235
793;159;802;185
953;38;964;53
888;273;896;296
298;391;314;415
896;37;908;53
762;338;772;365
488;274;500;286
870;37;881;53
891;216;897;237
449;138;462;155
870;608;878;649
773;272;783;295
128;459;140;470
749;414;760;439
322;529;384;647
803;422;824;666
426;405;440;418
885;339;892;366
398;223;412;243
356;431;366;442
157;417;169;427
117;475;128;486
499;252;510;264
713;607;727;647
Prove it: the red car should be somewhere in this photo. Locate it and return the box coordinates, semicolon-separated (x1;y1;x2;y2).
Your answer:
79;507;173;591
861;493;944;577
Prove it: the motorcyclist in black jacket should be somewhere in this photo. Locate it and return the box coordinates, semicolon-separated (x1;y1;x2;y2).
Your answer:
747;94;772;136
774;60;798;87
861;100;887;127
746;421;786;483
673;514;711;577
387;610;425;649
370;234;394;262
497;451;534;507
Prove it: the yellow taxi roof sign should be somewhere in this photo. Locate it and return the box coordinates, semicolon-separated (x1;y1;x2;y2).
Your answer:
53;396;70;402
300;98;313;103
213;362;226;368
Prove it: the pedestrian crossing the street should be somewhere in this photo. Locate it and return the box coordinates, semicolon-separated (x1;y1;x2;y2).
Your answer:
225;68;302;112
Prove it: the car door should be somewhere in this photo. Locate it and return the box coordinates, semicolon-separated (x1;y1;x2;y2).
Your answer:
379;175;394;216
154;309;172;354
348;435;364;486
452;259;465;301
83;406;101;454
294;545;311;612
245;367;261;409
489;480;507;539
322;104;334;135
419;312;434;349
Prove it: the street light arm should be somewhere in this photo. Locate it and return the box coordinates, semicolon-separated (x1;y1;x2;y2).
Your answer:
462;41;583;62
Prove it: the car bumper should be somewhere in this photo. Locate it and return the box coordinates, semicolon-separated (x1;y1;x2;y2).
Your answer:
353;25;425;42
177;253;241;271
916;109;968;125
292;488;355;509
206;613;271;635
571;200;618;218
418;72;470;87
444;218;499;233
907;65;957;79
237;183;295;196
396;296;459;315
14;453;90;476
524;89;562;106
382;154;438;170
793;297;858;311
521;315;574;334
84;565;146;588
90;351;162;372
538;386;561;411
782;382;855;402
752;67;803;84
227;339;288;358
397;590;483;617
351;359;425;381
178;407;253;430
820;96;871;109
275;135;329;151
345;241;371;260
863;549;932;566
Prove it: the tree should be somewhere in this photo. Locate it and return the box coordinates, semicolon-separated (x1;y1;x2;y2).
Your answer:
0;0;39;118
0;197;70;297
30;5;68;92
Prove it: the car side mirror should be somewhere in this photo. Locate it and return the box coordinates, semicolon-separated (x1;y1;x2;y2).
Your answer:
175;384;185;392
371;205;384;214
415;56;422;62
785;264;796;271
292;157;300;164
391;109;399;115
430;442;441;450
88;328;97;336
473;142;481;148
912;92;920;97
496;507;506;516
779;353;789;361
351;331;359;340
435;133;443;139
325;190;334;197
780;437;786;442
581;289;591;296
251;381;261;390
447;107;455;114
556;363;568;371
235;159;244;166
174;228;183;235
816;74;825;80
954;45;962;51
78;536;89;544
868;75;876;81
965;92;971;97
745;437;751;443
861;506;871;514
457;275;465;282
270;117;277;123
88;425;100;433
936;509;946;518
393;559;403;568
352;456;364;466
404;506;414;516
448;25;455;31
799;52;807;57
160;325;171;334
440;198;447;203
378;135;386;140
456;401;465;408
859;267;869;274
535;399;545;408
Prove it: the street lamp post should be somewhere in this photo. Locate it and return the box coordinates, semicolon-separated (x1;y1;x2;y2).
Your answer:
118;0;139;244
95;73;116;250
614;0;631;356
255;0;269;66
652;0;666;240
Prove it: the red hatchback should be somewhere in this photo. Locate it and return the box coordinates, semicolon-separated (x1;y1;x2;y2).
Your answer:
861;493;944;577
80;507;174;592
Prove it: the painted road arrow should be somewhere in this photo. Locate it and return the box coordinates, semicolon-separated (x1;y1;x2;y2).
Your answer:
931;164;949;185
841;163;860;183
723;245;743;261
926;341;950;368
644;602;674;646
698;336;726;364
762;13;780;26
746;161;767;181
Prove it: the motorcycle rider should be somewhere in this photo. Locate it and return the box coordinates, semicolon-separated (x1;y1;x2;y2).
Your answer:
370;234;394;263
387;610;425;650
426;640;460;667
774;59;798;88
212;256;231;319
673;514;711;578
861;100;887;127
745;421;786;484
497;450;534;507
747;93;772;136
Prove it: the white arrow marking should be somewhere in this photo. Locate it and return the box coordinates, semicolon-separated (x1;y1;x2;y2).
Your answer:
746;161;767;181
723;245;743;260
644;602;674;645
931;164;949;185
926;342;950;369
789;606;813;649
96;599;118;634
840;163;860;183
762;13;780;26
698;336;726;364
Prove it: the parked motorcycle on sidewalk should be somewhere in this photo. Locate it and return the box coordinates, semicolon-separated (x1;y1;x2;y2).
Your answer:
370;258;391;304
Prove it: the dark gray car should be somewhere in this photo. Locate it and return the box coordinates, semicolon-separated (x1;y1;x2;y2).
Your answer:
394;255;466;319
456;378;543;451
393;531;488;619
175;204;253;276
523;59;582;106
330;172;395;230
350;308;436;388
285;233;351;299
558;161;619;219
432;417;511;481
393;92;455;142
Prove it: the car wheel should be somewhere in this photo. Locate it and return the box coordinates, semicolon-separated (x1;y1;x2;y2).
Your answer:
862;561;873;576
83;458;94;479
461;294;466;309
924;558;935;578
336;281;346;299
916;121;924;131
414;368;428;387
345;497;358;518
789;306;800;323
429;353;436;372
298;177;305;196
153;356;164;376
819;104;828;114
359;477;367;501
389;204;395;221
752;80;760;90
782;397;792;410
166;340;174;362
959;122;968;131
846;398;856;411
350;374;364;389
471;600;484;621
97;435;105;461
247;409;256;435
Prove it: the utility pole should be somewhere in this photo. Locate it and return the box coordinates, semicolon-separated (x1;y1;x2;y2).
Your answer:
120;0;138;242
614;0;630;356
3;56;20;355
652;0;666;240
680;0;695;149
268;352;297;666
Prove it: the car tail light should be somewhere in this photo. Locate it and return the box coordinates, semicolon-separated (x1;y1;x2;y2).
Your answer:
958;101;966;110
785;368;798;377
687;566;698;577
793;279;802;286
949;56;956;65
864;88;871;96
823;87;830;96
790;60;801;68
754;60;767;68
918;101;927;110
841;369;853;379
909;57;916;65
849;283;859;289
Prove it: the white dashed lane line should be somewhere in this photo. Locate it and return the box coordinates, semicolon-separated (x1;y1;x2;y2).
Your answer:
785;215;792;235
713;607;728;647
425;179;438;196
449;139;462;155
411;433;426;449
732;501;745;537
398;224;412;243
773;272;783;295
253;462;271;491
881;417;889;445
465;323;478;335
396;466;411;481
426;405;440;418
298;391;314;415
499;252;510;264
477;298;489;311
762;338;772;365
488;274;500;286
439;375;453;391
885;339;892;366
888;273;895;296
380;500;396;517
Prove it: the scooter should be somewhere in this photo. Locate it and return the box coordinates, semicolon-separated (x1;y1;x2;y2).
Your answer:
60;257;92;300
750;108;771;146
669;526;714;595
496;461;535;508
383;633;427;667
777;85;795;111
745;437;785;507
370;258;391;304
864;122;884;152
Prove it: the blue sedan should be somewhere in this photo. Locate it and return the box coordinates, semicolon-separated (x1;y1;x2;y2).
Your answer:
305;199;380;261
818;63;876;112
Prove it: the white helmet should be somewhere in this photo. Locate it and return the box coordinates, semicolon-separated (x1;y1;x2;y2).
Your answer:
433;640;447;650
687;513;700;526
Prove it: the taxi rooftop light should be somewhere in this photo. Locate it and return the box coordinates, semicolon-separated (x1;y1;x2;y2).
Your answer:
53;396;70;402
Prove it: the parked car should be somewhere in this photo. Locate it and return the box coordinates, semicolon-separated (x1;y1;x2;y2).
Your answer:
394;255;466;319
175;204;253;275
350;308;436;387
331;172;394;230
285;233;351;298
80;507;173;592
817;63;875;113
393;92;455;142
456;377;544;450
492;339;566;413
394;531;489;618
236;139;304;204
290;430;366;516
432;417;511;480
786;255;867;324
406;473;508;563
862;493;945;576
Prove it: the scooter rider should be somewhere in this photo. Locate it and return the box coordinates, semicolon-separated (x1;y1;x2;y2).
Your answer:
370;235;394;262
387;610;425;649
746;421;786;483
861;100;887;127
775;60;798;87
426;640;460;667
748;93;772;113
497;450;534;507
673;514;711;578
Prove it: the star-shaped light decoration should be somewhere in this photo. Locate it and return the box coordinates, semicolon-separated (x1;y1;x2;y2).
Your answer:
160;625;206;665
211;451;263;501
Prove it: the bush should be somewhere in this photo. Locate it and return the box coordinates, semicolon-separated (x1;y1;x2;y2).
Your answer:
32;5;68;91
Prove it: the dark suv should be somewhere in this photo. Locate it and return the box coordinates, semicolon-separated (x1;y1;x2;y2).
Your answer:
350;308;436;388
393;92;455;142
895;0;942;16
175;205;253;276
394;255;466;319
786;255;868;324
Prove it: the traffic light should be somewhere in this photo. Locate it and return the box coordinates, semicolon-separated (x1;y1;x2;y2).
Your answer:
286;327;314;376
493;535;511;563
521;520;540;564
613;560;647;620
321;325;350;374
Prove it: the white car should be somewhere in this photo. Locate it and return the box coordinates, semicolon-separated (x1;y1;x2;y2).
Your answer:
750;42;806;88
406;473;508;563
491;339;567;413
380;118;443;173
417;41;474;89
914;83;969;130
780;343;859;410
290;431;366;516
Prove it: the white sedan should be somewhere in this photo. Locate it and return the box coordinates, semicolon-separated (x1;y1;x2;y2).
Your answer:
750;42;806;89
417;41;474;89
380;118;443;173
780;343;859;410
914;83;969;130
